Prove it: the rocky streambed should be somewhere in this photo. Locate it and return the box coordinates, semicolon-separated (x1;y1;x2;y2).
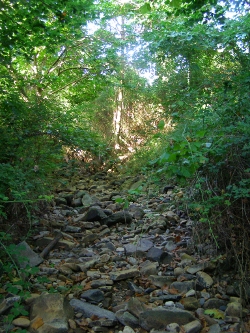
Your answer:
0;171;249;333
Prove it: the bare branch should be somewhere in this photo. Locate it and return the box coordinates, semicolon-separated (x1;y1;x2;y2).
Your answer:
46;47;67;75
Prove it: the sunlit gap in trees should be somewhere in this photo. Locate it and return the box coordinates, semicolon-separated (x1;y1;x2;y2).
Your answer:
86;17;157;84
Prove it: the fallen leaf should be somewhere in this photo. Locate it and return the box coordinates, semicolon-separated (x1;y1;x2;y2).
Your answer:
83;281;92;291
31;316;44;330
204;308;225;319
175;235;181;243
179;276;187;282
168;287;179;295
90;314;100;321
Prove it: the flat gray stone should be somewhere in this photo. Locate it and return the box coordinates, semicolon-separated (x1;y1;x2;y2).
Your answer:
186;262;211;274
110;268;140;281
70;298;116;320
14;241;43;268
148;275;176;287
183;320;202;333
84;206;108;221
102;211;133;226
207;324;221;333
36;237;75;250
124;239;154;255
170;281;195;293
196;271;213;288
140;261;158;276
82;233;99;245
139;308;195;330
116;309;139;328
203;298;228;309
81;289;104;303
146;247;163;262
127;297;147;318
64;225;81;233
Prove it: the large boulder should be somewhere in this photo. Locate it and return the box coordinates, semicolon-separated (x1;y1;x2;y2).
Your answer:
29;293;74;333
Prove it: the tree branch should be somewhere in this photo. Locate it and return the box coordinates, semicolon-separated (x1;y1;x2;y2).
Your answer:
58;66;90;75
48;74;89;95
46;47;67;75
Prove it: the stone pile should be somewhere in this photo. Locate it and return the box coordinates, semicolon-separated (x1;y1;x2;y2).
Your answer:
0;172;248;333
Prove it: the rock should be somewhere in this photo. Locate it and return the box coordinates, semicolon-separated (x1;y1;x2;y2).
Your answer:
196;271;213;288
225;302;242;317
91;279;114;288
80;289;104;304
70;298;116;321
195;308;217;326
82;233;99;245
75;190;86;198
166;323;180;332
116;309;139;328
139;308;195;331
127;297;147;318
72;198;82;207
64;225;82;233
146;247;172;264
165;241;177;252
102;211;133;226
84;206;108;221
14;241;43;268
12;317;31;328
82;193;100;208
148;275;176;288
180;253;196;263
122;326;136;333
124;238;154;256
203;298;228;309
29;293;73;333
165;301;175;307
183;320;202;333
165;211;180;222
207;323;221;333
185;290;196;297
89;318;116;327
55;197;68;206
77;259;99;272
36;237;75;250
0;296;21;315
174;267;184;276
186;262;212;274
110;268;140;281
170;281;195;293
127;281;144;294
140;260;158;276
129;205;145;219
180;297;200;311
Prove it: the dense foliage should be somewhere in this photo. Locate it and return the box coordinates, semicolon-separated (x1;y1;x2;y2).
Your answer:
124;0;250;282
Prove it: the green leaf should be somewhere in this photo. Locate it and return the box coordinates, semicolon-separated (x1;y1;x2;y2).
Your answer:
157;120;165;130
204;309;225;319
180;167;192;178
138;3;151;14
196;130;206;138
160;152;170;162
169;0;182;7
168;153;177;162
115;198;124;204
